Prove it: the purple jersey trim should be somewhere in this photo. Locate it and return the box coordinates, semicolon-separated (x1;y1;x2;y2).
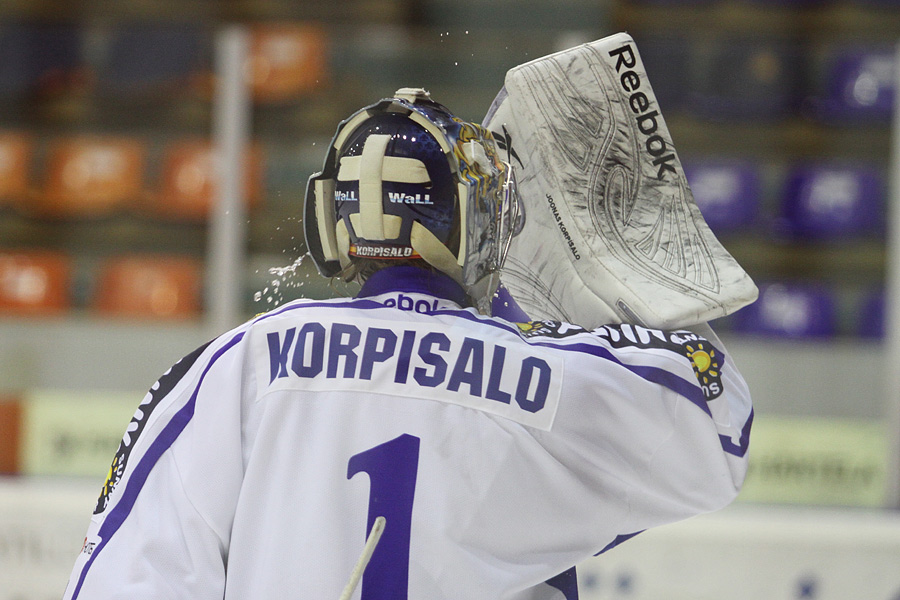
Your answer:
71;332;245;599
597;530;645;555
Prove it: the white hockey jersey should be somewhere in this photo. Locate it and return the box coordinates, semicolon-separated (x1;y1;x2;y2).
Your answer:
63;266;752;600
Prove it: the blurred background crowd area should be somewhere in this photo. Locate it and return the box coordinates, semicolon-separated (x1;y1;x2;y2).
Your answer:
0;0;899;338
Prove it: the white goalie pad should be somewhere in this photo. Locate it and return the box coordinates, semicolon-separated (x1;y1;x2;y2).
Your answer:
483;32;758;329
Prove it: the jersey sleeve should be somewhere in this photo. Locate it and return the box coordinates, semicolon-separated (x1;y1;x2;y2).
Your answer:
488;319;752;562
559;321;752;546
63;330;250;600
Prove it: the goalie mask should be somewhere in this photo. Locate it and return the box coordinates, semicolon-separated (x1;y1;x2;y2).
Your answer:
304;88;519;314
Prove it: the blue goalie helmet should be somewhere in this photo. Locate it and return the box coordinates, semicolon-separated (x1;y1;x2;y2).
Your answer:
304;88;519;314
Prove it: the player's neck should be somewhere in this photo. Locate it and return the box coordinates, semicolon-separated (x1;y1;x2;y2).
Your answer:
357;265;471;307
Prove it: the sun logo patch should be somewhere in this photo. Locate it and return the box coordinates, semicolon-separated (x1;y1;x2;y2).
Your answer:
683;340;723;400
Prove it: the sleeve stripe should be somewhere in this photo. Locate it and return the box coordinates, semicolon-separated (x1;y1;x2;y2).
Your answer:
70;331;246;600
596;530;645;555
720;407;753;458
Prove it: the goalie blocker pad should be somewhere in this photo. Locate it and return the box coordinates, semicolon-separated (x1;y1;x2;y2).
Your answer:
483;32;758;330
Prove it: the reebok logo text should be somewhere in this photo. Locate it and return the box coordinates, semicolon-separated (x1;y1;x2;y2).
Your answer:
608;44;677;181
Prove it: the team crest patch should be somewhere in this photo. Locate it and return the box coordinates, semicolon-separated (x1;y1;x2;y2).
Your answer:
93;341;211;514
516;320;587;339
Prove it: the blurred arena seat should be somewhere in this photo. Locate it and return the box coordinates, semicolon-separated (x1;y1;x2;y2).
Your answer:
37;136;146;218
857;287;885;339
421;0;606;32
635;35;690;112
94;22;210;99
683;159;761;233
93;255;202;319
689;37;805;121
733;281;839;339
154;139;264;221
0;131;34;206
624;0;715;6
775;162;884;240
0;21;84;100
736;0;825;6
0;251;71;315
248;23;329;103
816;45;894;122
0;394;21;474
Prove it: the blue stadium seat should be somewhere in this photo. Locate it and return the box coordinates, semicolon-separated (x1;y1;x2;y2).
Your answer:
733;281;838;339
0;22;83;99
683;159;761;233
94;23;210;98
688;37;805;121
775;162;885;240
816;46;894;123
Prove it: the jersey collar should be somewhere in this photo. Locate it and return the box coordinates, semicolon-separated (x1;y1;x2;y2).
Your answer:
357;266;471;308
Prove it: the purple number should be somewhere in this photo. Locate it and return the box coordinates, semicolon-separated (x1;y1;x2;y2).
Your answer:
347;434;420;600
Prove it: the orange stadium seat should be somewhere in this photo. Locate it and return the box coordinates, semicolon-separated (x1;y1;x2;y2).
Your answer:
38;136;146;217
154;139;264;221
0;251;71;315
0;131;34;205
93;255;202;319
248;23;329;103
0;395;22;474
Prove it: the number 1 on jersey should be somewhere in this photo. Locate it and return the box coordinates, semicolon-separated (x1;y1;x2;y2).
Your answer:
347;434;420;600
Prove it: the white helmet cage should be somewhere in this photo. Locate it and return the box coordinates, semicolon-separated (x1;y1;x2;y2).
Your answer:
304;88;519;314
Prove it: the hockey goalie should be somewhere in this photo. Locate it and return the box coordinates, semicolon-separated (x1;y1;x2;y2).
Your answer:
62;33;753;600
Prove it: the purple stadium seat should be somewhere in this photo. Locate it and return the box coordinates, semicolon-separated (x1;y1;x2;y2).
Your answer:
857;288;886;339
817;46;894;122
683;159;761;233
776;163;884;240
733;282;838;339
688;37;805;121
